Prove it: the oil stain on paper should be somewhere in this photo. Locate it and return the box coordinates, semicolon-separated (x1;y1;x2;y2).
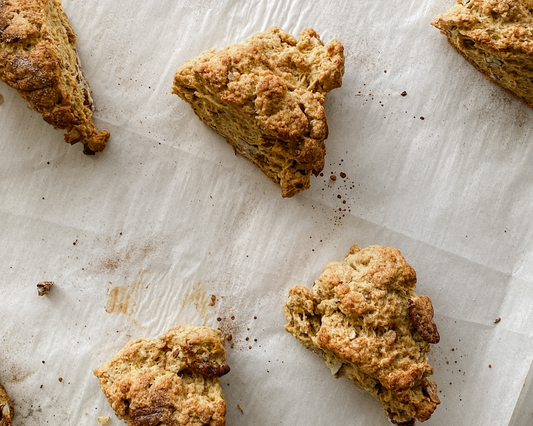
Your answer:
105;269;146;325
180;281;211;326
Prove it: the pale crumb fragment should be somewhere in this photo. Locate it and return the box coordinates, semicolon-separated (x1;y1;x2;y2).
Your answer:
237;404;244;414
97;416;110;425
0;94;4;104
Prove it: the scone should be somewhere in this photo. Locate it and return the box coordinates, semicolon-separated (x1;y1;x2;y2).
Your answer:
432;0;533;108
0;0;109;154
93;325;230;426
172;27;344;197
284;245;440;425
0;382;14;426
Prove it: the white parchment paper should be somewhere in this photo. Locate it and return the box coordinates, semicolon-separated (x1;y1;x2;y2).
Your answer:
1;0;533;425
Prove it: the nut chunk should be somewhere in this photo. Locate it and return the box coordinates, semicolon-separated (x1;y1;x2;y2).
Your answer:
284;245;440;425
0;381;14;426
0;0;110;154
172;27;344;197
93;325;229;426
432;0;533;109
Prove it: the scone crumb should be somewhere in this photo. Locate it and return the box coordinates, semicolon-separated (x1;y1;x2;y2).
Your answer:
494;317;501;324
97;416;110;425
0;94;4;104
237;405;244;414
37;281;54;296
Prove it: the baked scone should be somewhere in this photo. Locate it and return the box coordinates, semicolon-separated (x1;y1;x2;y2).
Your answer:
0;0;109;154
0;381;14;426
284;245;440;425
93;325;229;426
432;0;533;108
172;27;344;197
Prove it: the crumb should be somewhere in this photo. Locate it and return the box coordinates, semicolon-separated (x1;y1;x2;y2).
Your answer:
237;405;244;414
209;295;217;307
330;175;337;181
340;172;346;178
494;317;501;324
420;116;425;120
489;365;492;368
0;94;4;105
97;416;110;425
401;91;407;96
58;378;63;382
37;281;54;296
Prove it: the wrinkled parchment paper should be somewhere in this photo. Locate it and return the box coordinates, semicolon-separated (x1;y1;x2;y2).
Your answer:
1;0;533;425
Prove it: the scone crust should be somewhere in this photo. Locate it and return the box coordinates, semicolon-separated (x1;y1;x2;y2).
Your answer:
0;382;14;426
284;245;440;424
94;325;229;426
172;27;344;197
0;0;109;154
432;0;533;108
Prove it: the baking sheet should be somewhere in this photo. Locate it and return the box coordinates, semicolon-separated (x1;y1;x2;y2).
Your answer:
1;0;533;424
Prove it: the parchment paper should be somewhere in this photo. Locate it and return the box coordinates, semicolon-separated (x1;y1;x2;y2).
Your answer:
1;0;533;425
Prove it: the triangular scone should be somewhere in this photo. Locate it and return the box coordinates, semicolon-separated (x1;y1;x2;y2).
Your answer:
0;0;109;154
94;325;229;426
432;0;533;108
0;381;14;426
172;27;344;197
284;245;440;425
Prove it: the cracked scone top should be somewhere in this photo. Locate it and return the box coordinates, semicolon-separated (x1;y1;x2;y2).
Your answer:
0;381;13;426
93;325;230;426
284;245;440;425
432;0;533;108
172;27;344;198
0;0;109;154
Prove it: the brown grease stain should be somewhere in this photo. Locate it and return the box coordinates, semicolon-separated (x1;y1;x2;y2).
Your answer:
180;281;210;326
105;270;146;325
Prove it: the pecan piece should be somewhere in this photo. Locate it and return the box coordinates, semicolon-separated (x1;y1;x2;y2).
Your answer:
128;407;170;426
387;410;415;426
390;418;415;426
422;380;440;404
408;296;440;344
186;361;230;378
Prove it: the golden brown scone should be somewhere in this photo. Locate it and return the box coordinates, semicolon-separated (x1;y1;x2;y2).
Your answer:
0;0;109;154
432;0;533;108
94;325;229;426
172;27;344;197
284;245;440;425
0;382;14;426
